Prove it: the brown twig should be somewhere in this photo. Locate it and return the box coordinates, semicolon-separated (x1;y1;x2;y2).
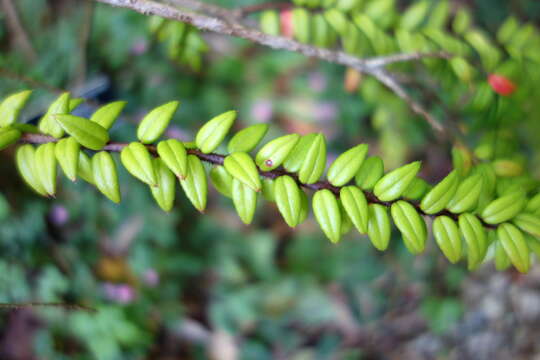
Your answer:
0;0;37;63
17;133;497;229
0;302;97;313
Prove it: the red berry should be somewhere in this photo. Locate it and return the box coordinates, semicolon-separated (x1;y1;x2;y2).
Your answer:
280;9;294;38
488;74;516;96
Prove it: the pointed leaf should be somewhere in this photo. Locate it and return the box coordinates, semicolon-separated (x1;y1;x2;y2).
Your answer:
223;152;261;191
232;179;257;224
120;142;157;186
433;216;462;263
210;166;234;198
151;158;176;211
459;213;487;270
513;213;540;239
228;123;269;153
38;92;70;138
340;186;369;234
35;143;57;196
367;204;391;251
327;144;368;186
0;127;22;151
55;114;109;150
90;101;127;130
0;90;32;127
420;170;459;214
78;151;95;184
447;173;483;213
256;133;300;171
373;161;421;201
298;133;326;184
274;175;302;227
180;155;207;212
92;151;121;203
195;110;236;153
391;200;427;254
355;156;384;190
15;145;47;196
298;189;309;225
481;192;527;224
157;139;188;179
312;189;341;243
137;101;180;144
283;133;317;172
55;137;80;181
498;223;530;273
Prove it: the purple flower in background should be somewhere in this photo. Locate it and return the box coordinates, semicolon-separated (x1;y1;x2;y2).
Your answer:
103;283;136;304
314;102;337;123
250;99;273;123
49;205;69;226
165;125;190;141
142;268;160;287
308;72;327;93
131;38;148;55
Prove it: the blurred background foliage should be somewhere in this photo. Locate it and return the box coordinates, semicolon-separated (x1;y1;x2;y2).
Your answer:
1;0;540;359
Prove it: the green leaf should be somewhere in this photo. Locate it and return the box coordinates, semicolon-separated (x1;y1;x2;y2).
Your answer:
391;200;427;254
420;170;459;214
90;101;127;130
458;213;487;270
355;156;384;190
495;237;511;271
228;123;269;153
77;151;95;184
92;151;121;203
433;216;462;263
298;189;309;225
0;127;22;151
403;177;430;200
274;175;302;228
373;161;421;201
120;142;157;186
0;90;32;127
498;223;530;273
55;137;80;181
340;186;369;234
38;93;70;138
224;152;261;192
15;145;47;196
260;10;280;36
35;143;57;196
55;114;109;150
210;166;233;198
481;192;527;224
157;139;188;179
195;110;236;153
312;189;341;243
256;133;300;171
151;158;176;211
283;133;317;172
292;8;311;43
367;204;391;251
513;213;540;239
327;144;368;187
69;98;84;112
137;101;179;144
232;179;257;224
261;178;275;202
447;173;483;213
298;133;326;184
180;155;207;212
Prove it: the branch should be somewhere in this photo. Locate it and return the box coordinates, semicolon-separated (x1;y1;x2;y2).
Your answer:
0;0;38;63
18;133;496;229
0;302;97;313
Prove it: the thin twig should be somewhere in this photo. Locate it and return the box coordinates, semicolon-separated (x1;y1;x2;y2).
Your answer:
17;133;497;229
73;0;95;88
235;2;292;17
0;0;38;63
0;68;63;94
0;302;97;313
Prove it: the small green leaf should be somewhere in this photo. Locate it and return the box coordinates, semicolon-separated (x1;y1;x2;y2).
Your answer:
403;177;430;200
498;223;530;273
355;156;384;190
340;186;369;234
274;175;302;227
391;200;427;254
447;173;483;213
298;133;326;184
433;216;462;263
55;114;109;150
420;170;459;214
224;152;261;192
513;213;540;239
69;98;84;112
92;151;121;203
35;143;57;196
260;10;280;35
256;133;300;171
157;139;188;179
367;204;391;251
151;158;176;211
283;133;317;172
55;137;80;181
232;179;257;224
0;127;22;151
180;155;208;212
327;144;368;187
137;101;180;144
210;166;234;198
120;142;157;186
495;237;512;271
261;178;275;202
228;123;269;153
458;213;487;270
78;151;95;184
38;92;70;138
90;101;127;130
0;90;32;127
373;161;421;201
313;189;341;243
481;192;527;224
15;145;47;196
195;110;236;153
298;189;309;225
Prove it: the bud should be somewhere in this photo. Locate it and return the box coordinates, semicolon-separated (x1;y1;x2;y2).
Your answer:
280;9;294;38
488;74;516;96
